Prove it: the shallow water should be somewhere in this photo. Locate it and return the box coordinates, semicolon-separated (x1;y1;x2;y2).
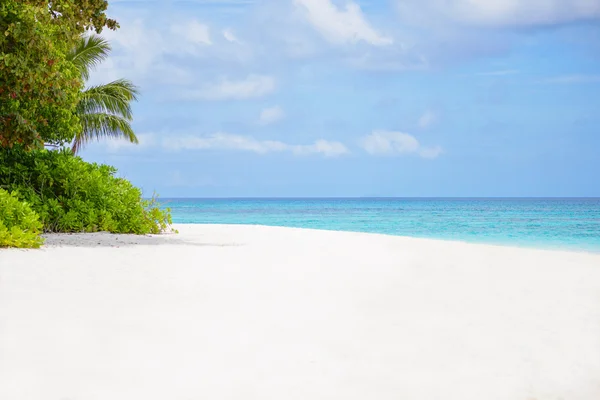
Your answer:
162;198;600;252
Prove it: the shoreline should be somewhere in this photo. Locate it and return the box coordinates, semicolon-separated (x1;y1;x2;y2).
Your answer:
2;223;600;399
163;197;600;254
25;222;600;255
190;224;600;256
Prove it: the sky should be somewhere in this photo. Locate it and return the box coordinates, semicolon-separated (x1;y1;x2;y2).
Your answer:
81;0;600;197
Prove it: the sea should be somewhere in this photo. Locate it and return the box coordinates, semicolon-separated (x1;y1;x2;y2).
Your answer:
161;198;600;253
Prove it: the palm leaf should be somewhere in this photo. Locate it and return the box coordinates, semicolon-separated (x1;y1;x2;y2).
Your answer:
69;34;142;154
72;113;139;154
68;35;111;80
77;80;139;120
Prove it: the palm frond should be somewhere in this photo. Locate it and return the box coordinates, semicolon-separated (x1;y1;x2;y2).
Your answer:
77;79;140;119
72;113;139;154
68;35;111;80
69;35;142;154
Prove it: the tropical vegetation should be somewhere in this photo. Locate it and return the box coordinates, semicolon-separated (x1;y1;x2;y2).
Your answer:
0;0;172;248
0;188;44;248
68;35;139;154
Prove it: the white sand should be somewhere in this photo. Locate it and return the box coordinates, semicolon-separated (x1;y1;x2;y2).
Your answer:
1;224;600;400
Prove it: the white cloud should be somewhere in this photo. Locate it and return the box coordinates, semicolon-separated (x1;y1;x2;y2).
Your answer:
181;75;276;100
104;133;157;152
362;131;419;154
91;19;166;83
259;106;285;125
103;132;348;157
172;20;212;45
223;28;241;43
90;18;215;85
163;133;349;157
396;0;600;27
294;0;393;46
88;14;255;88
418;110;437;129
361;131;442;159
293;139;350;157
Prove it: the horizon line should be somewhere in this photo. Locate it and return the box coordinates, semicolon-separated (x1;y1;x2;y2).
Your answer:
151;196;600;200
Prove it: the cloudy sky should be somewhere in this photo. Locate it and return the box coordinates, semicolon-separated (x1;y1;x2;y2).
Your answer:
82;0;600;197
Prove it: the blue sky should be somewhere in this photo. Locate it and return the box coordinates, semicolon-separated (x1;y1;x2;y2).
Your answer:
82;0;600;197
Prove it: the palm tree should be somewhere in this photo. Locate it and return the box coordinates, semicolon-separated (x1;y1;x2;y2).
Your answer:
67;35;139;154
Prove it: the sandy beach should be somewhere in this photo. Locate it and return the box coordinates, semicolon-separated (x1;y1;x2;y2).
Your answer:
1;224;600;400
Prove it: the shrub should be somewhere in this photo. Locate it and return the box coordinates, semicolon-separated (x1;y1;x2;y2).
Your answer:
0;188;44;248
0;147;172;234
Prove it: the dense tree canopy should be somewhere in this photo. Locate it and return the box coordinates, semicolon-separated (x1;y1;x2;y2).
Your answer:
0;0;118;149
25;0;119;33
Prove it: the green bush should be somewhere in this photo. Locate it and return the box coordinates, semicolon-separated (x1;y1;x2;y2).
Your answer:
0;188;44;248
0;147;172;234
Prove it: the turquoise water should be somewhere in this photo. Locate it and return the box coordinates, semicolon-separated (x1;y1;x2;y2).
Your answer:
162;198;600;253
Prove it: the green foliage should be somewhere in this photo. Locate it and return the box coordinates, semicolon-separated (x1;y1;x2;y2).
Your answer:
74;79;140;153
68;35;139;153
25;0;119;34
69;35;111;81
0;0;82;148
0;147;172;235
0;188;44;248
0;1;119;149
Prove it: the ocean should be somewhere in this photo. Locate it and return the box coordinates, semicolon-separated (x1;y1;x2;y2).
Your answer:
162;198;600;253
